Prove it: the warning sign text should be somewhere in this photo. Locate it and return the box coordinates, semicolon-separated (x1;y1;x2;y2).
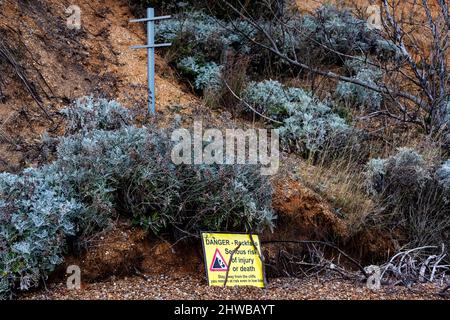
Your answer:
201;232;265;288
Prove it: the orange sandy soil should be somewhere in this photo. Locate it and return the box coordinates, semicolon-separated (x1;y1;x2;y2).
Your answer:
0;0;260;171
0;0;200;171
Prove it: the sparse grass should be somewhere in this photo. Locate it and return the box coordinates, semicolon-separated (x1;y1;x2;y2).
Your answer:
298;156;374;234
295;129;386;234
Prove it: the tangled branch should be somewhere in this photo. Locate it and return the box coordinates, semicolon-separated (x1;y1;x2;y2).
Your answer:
0;38;50;119
379;245;450;287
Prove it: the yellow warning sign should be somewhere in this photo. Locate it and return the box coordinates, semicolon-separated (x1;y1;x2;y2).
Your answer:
201;232;265;288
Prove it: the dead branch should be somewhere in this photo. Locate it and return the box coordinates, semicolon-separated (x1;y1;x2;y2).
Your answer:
379;245;450;286
220;0;450;134
262;239;368;278
0;38;51;120
223;80;283;124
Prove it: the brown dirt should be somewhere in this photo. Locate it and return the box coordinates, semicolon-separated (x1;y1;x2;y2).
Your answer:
63;225;148;282
139;241;204;276
267;160;398;265
346;228;400;264
21;273;446;300
0;0;198;171
58;224;204;283
269;176;348;241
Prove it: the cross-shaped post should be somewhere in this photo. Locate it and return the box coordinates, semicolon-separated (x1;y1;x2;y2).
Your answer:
130;8;172;115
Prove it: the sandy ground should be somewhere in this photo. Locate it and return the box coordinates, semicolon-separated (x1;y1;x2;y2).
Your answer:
21;274;447;300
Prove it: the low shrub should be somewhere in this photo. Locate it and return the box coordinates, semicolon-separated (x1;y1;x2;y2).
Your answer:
364;148;450;248
0;168;82;299
156;11;255;61
242;80;351;156
0;98;274;298
436;159;450;192
61;97;133;134
178;57;222;91
53;126;179;236
175;164;274;234
156;6;399;108
204;54;250;111
365;148;431;197
336;58;383;110
156;11;256;93
314;5;398;58
444;101;450;149
242;80;293;119
57;99;275;235
59;99;275;235
279;108;351;156
235;4;400;77
274;5;400;66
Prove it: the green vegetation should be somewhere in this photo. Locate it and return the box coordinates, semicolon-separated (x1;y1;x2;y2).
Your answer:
0;98;274;298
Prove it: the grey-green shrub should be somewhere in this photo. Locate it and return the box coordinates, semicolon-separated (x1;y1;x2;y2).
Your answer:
59;98;274;234
275;5;400;65
365;148;431;196
364;148;450;248
178;57;222;91
0;98;275;298
156;6;399;106
0;168;83;299
242;80;292;119
336;58;383;110
56;99;275;235
156;11;255;55
436;159;450;192
444;101;450;148
279;108;350;155
53;126;179;236
175;164;274;234
157;11;255;93
61;96;133;134
242;80;351;155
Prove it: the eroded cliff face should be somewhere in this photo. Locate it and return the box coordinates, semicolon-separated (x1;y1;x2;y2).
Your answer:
0;0;395;287
0;0;197;172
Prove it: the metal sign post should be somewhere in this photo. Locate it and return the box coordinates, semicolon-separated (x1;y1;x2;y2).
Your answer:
130;8;172;115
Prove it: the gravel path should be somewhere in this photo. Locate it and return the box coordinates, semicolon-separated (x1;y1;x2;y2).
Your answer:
21;274;447;300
